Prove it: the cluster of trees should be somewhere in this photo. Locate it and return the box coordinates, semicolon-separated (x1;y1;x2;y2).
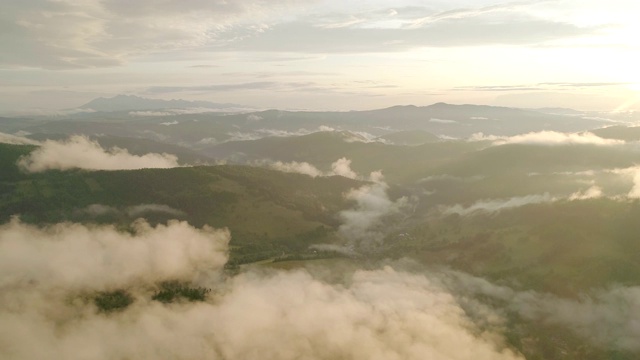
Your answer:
94;282;212;312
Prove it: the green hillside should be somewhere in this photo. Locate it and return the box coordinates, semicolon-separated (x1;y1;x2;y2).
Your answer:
592;125;640;141
204;131;485;184
4;137;640;359
0;143;364;265
378;129;441;145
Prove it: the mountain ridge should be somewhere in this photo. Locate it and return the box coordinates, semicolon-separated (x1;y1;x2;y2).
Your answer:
78;94;247;112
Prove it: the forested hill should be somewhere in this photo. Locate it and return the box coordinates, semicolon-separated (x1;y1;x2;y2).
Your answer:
0;143;365;264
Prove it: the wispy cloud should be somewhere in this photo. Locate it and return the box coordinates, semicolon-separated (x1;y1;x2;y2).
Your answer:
443;193;556;216
336;171;409;250
455;82;629;92
469;131;624;146
227;18;599;53
444;270;640;352
0;132;39;146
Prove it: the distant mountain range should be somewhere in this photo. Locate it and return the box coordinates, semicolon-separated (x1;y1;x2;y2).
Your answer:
78;95;246;112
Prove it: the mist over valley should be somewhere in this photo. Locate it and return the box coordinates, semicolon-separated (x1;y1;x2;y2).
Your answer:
2;1;640;359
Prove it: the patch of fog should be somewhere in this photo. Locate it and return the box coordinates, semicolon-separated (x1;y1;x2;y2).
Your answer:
252;157;358;179
126;204;185;217
551;170;597;177
430;118;457;124
469;131;624;146
418;174;485;183
77;204;186;218
142;130;170;141
197;137;219;145
608;166;640;198
330;157;358;179
257;160;324;178
443;193;556;216
221;128;386;144
337;172;409;250
129;108;254;117
160;120;179;126
0;131;40;146
341;131;390;144
17;135;180;172
442;185;611;216
568;186;603;200
444;270;640;352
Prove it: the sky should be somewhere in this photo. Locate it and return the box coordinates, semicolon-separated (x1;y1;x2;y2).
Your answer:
1;0;639;113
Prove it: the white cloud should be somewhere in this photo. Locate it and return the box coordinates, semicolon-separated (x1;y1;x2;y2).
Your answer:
224;127;328;142
161;120;180;126
126;204;186;218
606;166;640;198
78;204;186;218
17;135;180;172
429;118;457;124
469;131;624;146
629;170;640;199
338;172;408;249
442;270;640;352
247;114;263;121
0;217;523;360
330;157;357;179
0;132;40;146
0;0;314;69
418;174;484;183
80;204;120;217
341;130;389;144
443;193;556;216
197;137;219;145
568;186;603;200
263;160;323;177
129;108;249;117
512;286;640;351
443;185;610;216
0;218;229;292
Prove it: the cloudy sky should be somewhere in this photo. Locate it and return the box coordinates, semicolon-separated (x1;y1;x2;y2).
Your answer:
1;0;639;113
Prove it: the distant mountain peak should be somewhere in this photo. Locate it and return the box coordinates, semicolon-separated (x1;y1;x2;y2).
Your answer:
77;95;246;112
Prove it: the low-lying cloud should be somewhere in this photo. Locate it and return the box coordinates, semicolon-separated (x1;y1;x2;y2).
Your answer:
513;286;640;351
470;131;624;146
444;270;640;352
78;203;187;218
443;185;608;216
221;128;386;145
331;157;358;179
443;193;555;216
568;186;603;200
0;131;40;145
256;157;358;179
5;216;640;358
0;218;525;360
263;160;324;177
17;135;180;172
129;107;251;117
337;171;409;250
609;166;640;198
0;218;229;292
